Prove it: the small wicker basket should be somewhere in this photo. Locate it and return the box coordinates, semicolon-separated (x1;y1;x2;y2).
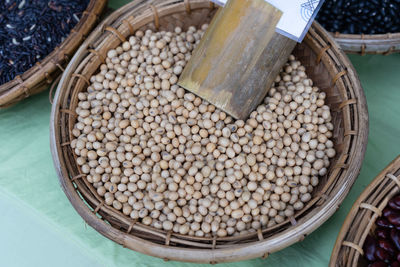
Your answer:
333;32;400;55
0;0;107;108
50;0;368;263
330;155;400;267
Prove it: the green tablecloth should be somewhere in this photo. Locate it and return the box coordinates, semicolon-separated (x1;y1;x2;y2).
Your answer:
1;1;399;265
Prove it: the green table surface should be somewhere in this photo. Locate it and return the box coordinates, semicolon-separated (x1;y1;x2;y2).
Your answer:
1;1;400;266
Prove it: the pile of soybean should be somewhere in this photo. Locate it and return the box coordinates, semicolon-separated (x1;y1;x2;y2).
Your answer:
317;0;400;34
70;24;336;237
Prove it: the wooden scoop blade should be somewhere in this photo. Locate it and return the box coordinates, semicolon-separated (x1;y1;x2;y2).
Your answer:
178;0;295;120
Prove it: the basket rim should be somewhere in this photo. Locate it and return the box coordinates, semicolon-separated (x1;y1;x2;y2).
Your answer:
329;31;400;55
0;0;107;107
50;0;369;263
329;155;400;267
332;31;400;40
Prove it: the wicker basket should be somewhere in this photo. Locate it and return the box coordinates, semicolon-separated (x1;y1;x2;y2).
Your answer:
332;32;400;55
50;0;368;263
0;0;107;108
330;156;400;267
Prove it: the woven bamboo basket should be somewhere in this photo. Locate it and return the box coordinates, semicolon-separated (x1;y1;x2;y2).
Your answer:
0;0;107;108
330;156;400;266
332;32;400;55
50;0;368;263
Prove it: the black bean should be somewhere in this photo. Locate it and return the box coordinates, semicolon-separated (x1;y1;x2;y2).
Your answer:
317;0;400;34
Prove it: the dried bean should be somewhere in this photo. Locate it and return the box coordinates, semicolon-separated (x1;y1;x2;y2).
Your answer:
377;218;394;229
70;25;335;237
389;199;400;211
369;262;388;267
389;214;400;226
383;207;397;218
364;235;378;262
391;229;400;250
317;0;400;34
378;239;396;255
376;247;391;262
376;228;390;240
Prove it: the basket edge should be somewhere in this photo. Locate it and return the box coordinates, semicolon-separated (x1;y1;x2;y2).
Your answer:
329;155;400;267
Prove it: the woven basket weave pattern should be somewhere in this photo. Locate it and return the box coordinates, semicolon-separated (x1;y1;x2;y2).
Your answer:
50;0;368;263
333;32;400;55
330;156;400;267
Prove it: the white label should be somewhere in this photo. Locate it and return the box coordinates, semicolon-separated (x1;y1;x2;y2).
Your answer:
211;0;324;42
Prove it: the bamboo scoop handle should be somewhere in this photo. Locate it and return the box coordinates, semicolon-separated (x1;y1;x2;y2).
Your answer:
178;0;297;120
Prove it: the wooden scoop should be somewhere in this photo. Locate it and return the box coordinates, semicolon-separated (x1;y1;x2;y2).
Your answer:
178;0;296;120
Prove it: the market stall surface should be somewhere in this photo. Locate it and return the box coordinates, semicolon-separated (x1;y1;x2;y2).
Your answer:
0;1;399;266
